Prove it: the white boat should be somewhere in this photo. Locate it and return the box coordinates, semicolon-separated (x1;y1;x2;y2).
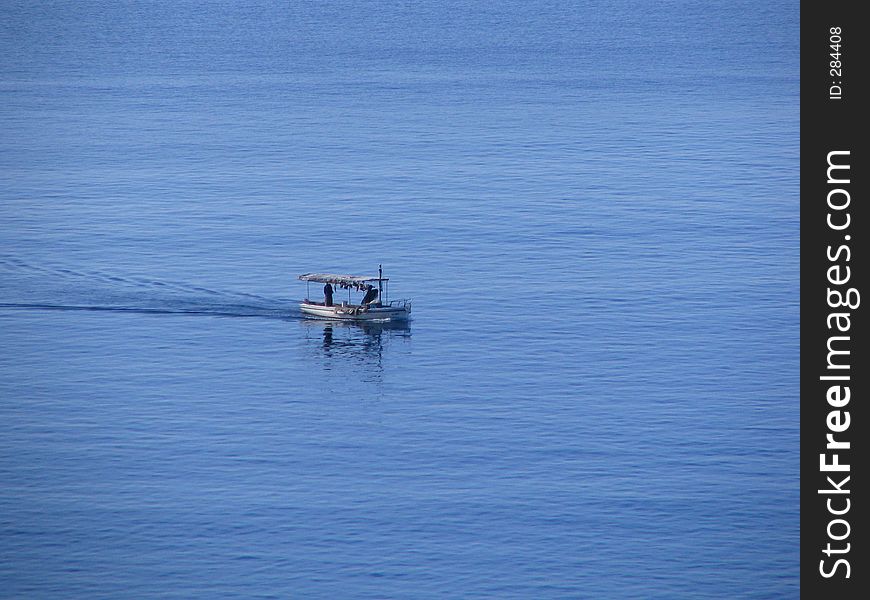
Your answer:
298;265;411;322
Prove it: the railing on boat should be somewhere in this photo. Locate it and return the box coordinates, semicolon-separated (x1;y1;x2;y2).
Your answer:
388;299;411;310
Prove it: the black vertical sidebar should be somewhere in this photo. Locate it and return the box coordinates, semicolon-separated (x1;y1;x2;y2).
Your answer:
801;0;866;596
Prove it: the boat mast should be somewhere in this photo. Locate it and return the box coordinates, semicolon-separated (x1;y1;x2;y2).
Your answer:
378;264;383;301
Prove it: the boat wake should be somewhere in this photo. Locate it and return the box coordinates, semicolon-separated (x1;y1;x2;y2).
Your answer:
0;255;301;321
0;301;301;320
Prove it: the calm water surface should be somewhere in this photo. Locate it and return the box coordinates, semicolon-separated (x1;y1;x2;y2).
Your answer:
1;1;799;598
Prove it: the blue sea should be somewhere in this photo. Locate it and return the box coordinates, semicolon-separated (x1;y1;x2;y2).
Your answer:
1;1;799;598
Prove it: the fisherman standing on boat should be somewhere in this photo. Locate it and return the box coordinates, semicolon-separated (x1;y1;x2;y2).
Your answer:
323;282;334;306
361;284;378;306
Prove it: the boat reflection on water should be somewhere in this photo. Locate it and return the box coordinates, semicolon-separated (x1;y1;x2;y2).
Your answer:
300;318;411;372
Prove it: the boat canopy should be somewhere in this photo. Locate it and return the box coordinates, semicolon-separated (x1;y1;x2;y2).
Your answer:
298;273;388;289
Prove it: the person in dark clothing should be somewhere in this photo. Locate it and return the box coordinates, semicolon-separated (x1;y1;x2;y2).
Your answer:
361;285;379;305
323;282;334;306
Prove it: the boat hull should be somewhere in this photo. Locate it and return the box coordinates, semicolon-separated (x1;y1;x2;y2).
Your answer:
299;302;411;321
